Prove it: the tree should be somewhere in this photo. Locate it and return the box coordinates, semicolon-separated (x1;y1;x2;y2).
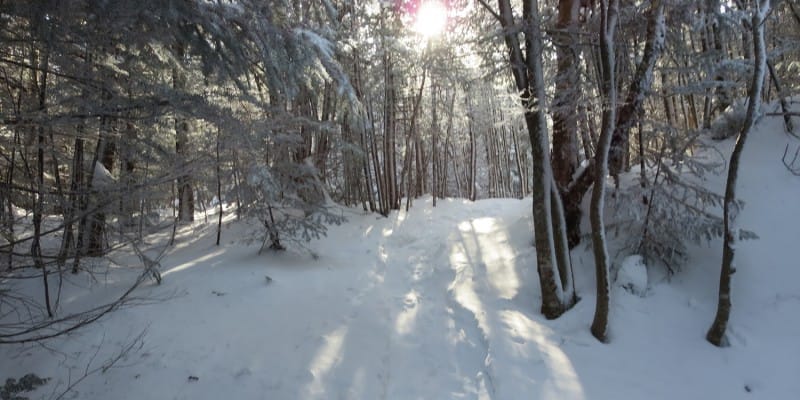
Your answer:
551;0;587;249
707;0;770;347
607;0;666;184
589;0;620;343
479;0;577;318
173;44;194;223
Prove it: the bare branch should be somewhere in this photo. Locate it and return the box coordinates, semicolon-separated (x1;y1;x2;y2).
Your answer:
782;143;800;176
50;329;148;400
476;0;503;22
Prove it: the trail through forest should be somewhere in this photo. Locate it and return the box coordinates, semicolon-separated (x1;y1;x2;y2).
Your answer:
3;114;800;399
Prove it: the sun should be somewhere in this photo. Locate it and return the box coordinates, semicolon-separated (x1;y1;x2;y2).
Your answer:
413;1;448;39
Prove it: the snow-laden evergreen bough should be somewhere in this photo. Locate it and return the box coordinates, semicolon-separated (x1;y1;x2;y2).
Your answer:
242;161;345;254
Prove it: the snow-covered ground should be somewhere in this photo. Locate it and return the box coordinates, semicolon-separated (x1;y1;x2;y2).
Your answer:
2;110;800;399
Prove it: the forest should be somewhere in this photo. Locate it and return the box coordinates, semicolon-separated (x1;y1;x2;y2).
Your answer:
1;1;799;399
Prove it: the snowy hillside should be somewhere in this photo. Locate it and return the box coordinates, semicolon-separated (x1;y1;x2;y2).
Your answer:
2;111;800;399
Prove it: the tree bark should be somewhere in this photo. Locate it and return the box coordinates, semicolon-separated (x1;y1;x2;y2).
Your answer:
707;0;769;347
767;59;794;134
173;45;194;223
551;0;581;192
467;95;477;202
87;128;115;257
216;126;223;246
59;130;83;266
590;0;619;343
608;0;665;181
491;0;571;318
31;44;52;316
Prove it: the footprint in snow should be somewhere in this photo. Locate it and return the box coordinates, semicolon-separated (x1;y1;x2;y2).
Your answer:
234;368;252;380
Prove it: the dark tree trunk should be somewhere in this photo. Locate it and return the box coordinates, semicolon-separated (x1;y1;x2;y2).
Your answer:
767;59;794;134
608;0;665;181
31;46;52;316
173;45;194;223
87;130;115;257
707;0;769;347
492;0;572;318
590;0;619;343
59;131;83;266
551;0;581;192
216;127;223;246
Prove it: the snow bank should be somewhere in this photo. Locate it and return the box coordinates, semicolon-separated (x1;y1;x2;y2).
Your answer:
616;255;647;296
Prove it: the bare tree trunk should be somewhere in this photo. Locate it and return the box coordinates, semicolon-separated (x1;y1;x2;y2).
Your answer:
31;45;52;316
590;0;619;343
4;129;19;270
360;121;377;212
216;127;223;246
441;92;455;199
551;181;575;303
176;118;194;223
431;80;439;206
383;47;399;210
58;132;83;265
367;98;387;215
87;128;115;257
608;0;665;181
173;45;194;223
449;140;463;197
481;0;576;318
467;96;476;202
662;72;675;127
72;132;93;272
767;59;794;134
707;0;769;347
231;150;243;220
511;126;526;197
551;0;581;192
119;121;136;227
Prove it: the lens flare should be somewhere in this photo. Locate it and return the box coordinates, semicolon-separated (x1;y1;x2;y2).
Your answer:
413;1;448;38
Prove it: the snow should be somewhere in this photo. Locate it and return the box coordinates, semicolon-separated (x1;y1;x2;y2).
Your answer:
92;162;116;188
616;255;647;296
3;109;800;399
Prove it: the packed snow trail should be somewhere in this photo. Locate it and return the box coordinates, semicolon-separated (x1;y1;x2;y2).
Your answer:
3;197;587;400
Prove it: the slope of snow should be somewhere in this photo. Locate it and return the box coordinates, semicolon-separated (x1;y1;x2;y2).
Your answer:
2;109;799;399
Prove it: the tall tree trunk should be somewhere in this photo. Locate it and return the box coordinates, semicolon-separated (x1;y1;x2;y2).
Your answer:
31;45;52;316
707;0;769;347
216;126;223;246
360;120;377;212
590;0;619;343
383;49;398;210
511;125;526;197
2;128;18;270
490;0;571;318
431;80;439;206
367;98;388;215
59;130;83;266
551;0;581;191
467;96;476;202
767;59;794;134
408;71;427;200
119;121;136;227
173;45;194;223
87;128;115;257
608;0;665;181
